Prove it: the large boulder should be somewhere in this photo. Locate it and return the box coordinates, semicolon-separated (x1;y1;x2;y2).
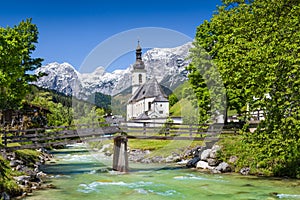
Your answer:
209;145;221;159
196;161;211;170
200;149;212;161
215;162;232;173
186;157;201;168
207;158;220;166
176;160;189;165
240;167;250;175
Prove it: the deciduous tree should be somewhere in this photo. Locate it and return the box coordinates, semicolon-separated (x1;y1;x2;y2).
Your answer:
0;19;43;110
190;0;300;176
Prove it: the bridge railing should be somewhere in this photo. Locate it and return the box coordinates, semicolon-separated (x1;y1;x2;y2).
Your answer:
0;121;255;150
118;121;246;140
0;123;120;150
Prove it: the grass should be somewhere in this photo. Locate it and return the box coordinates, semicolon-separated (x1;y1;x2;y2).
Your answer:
169;98;198;121
128;139;171;151
88;137;205;159
128;139;205;158
0;149;43;197
0;155;23;197
169;100;181;117
15;149;41;167
7;143;21;147
217;134;274;176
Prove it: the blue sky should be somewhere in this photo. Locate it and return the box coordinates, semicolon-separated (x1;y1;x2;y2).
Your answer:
1;0;222;72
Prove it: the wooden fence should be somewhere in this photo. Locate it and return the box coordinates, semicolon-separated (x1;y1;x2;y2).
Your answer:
0;122;256;151
1;124;120;151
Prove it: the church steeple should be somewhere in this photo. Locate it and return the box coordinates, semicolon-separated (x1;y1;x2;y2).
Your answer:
132;41;147;95
133;41;145;70
136;40;142;61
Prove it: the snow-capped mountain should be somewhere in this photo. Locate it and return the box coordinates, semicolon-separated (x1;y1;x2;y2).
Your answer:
34;62;81;96
34;42;193;98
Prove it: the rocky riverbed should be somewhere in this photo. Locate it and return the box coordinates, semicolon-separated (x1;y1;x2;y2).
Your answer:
0;142;250;199
99;143;246;175
0;148;56;200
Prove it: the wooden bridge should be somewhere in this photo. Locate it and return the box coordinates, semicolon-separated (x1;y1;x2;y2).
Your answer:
1;122;253;172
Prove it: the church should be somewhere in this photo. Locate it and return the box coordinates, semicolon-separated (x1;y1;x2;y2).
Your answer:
126;42;169;121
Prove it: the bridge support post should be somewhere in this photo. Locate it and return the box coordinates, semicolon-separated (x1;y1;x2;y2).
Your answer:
112;136;128;172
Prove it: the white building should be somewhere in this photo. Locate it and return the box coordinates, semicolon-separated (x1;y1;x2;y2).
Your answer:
127;42;169;121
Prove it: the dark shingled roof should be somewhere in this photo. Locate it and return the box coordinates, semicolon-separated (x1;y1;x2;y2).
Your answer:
128;78;168;103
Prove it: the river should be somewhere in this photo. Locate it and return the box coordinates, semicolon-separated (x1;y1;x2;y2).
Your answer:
25;143;300;200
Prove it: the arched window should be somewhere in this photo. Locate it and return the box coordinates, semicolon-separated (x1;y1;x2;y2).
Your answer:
138;74;142;84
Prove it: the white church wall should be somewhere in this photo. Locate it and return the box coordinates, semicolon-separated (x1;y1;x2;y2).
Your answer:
127;98;169;121
126;104;132;121
149;101;169;118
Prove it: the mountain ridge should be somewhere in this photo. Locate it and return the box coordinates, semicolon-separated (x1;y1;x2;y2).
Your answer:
34;42;193;99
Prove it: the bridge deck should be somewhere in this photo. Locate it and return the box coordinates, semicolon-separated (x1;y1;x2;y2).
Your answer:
1;122;253;151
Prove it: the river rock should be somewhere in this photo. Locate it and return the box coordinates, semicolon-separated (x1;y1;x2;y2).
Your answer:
177;160;189;165
166;155;181;163
6;152;15;161
229;156;238;164
10;160;23;167
240;167;250;175
129;149;151;162
186;157;201;168
16;165;25;171
140;158;152;164
165;156;173;163
209;145;221;159
36;171;47;178
211;169;222;174
196;161;210;169
144;150;150;155
184;149;192;157
1;192;10;200
201;149;212;161
207;158;220;166
152;156;164;163
215;162;232;173
14;175;31;185
192;146;203;156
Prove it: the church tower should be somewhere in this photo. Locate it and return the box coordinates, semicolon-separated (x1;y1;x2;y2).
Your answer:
131;41;146;94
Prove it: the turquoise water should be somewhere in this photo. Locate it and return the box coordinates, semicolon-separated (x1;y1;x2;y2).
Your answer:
25;144;300;200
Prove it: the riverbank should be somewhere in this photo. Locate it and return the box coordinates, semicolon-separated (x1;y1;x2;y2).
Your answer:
0;148;55;199
25;144;300;200
2;138;299;199
98;142;236;175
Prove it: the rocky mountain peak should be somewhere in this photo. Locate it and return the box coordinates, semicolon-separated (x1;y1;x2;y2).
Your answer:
34;42;193;98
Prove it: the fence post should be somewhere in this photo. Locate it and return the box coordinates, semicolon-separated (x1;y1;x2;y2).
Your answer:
165;122;170;136
143;122;146;135
34;128;38;146
189;124;192;138
3;131;7;147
